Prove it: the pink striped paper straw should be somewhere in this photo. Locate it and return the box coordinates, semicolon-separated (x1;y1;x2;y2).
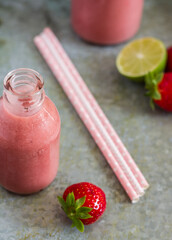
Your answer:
38;31;145;197
34;31;145;199
40;33;144;196
34;29;150;201
44;27;149;190
34;35;139;202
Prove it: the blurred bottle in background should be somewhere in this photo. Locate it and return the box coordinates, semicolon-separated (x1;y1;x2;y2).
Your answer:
71;0;144;45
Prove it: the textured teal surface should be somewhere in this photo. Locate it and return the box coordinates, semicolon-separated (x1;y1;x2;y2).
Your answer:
0;0;172;239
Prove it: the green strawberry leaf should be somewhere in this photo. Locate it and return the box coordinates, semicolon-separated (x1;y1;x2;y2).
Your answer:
153;91;161;100
150;99;155;110
75;196;86;209
57;192;93;233
145;72;163;109
66;192;75;207
72;218;84;233
71;222;75;228
57;196;67;213
76;212;93;219
76;206;93;214
145;72;163;99
156;72;164;83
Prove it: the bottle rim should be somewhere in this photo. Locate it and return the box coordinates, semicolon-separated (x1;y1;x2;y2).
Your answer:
3;68;44;96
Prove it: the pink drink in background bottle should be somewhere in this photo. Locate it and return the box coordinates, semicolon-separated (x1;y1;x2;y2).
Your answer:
71;0;144;45
0;68;60;194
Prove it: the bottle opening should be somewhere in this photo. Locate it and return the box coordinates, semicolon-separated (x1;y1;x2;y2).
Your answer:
4;69;44;95
10;74;39;95
3;68;45;117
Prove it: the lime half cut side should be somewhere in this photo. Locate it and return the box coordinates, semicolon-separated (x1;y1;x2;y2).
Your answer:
116;37;167;82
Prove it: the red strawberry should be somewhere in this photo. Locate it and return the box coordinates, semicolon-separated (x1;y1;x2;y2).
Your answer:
166;47;172;72
58;182;106;232
145;72;172;111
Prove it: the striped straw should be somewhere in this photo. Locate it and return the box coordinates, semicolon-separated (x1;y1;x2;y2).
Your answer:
34;28;149;202
44;28;149;190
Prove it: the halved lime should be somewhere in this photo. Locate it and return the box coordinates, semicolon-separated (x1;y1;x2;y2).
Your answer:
116;37;167;82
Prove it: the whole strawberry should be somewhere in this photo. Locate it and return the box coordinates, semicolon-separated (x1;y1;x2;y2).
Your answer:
58;182;106;232
145;72;172;111
166;47;172;72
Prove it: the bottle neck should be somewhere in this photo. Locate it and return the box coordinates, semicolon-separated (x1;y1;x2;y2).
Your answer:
3;68;45;117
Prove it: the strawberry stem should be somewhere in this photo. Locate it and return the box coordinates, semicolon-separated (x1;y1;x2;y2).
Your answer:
57;192;93;232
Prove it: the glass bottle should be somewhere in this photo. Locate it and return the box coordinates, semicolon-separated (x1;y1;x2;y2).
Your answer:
71;0;144;45
0;68;60;194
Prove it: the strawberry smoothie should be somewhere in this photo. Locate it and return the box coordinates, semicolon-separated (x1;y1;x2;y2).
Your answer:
0;69;60;194
71;0;144;45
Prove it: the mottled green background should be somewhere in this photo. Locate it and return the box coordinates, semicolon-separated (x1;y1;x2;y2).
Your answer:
0;0;172;239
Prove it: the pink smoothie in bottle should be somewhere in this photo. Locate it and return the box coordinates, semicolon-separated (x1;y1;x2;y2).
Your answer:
0;68;60;194
71;0;144;45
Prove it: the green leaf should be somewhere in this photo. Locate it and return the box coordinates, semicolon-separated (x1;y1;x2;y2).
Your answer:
66;192;75;207
145;72;163;91
153;90;161;100
58;192;92;233
76;206;93;214
75;196;86;209
144;72;163;108
72;218;84;233
156;73;164;83
57;196;67;213
71;222;75;228
76;212;93;219
70;192;75;206
150;99;155;110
